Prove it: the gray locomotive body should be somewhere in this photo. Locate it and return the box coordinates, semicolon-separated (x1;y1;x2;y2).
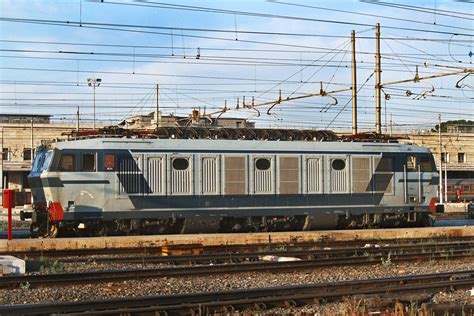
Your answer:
25;137;438;237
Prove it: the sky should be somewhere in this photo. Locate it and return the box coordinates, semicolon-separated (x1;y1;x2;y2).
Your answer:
0;0;473;132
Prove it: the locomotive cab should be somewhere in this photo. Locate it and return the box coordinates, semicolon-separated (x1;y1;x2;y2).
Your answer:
402;153;438;224
29;147;53;205
23;146;56;236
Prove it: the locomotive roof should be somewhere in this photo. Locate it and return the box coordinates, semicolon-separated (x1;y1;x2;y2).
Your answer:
51;137;430;154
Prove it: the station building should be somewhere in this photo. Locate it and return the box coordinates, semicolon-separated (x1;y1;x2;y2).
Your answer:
1;112;472;206
0;114;88;205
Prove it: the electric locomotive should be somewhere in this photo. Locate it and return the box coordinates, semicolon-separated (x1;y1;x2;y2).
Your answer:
23;129;439;237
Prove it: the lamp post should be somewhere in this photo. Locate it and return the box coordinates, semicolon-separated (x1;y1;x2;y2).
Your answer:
87;78;101;129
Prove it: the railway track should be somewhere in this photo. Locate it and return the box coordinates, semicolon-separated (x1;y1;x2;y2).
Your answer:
52;240;474;264
2;246;473;289
1;270;473;315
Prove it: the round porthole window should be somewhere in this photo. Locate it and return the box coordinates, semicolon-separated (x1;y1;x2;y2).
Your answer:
173;158;189;170
256;158;271;170
332;159;346;171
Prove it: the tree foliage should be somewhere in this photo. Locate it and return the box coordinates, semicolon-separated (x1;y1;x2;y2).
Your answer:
433;120;474;132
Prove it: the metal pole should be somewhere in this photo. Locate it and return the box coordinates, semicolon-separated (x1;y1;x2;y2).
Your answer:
30;116;34;159
418;164;421;205
403;165;407;204
7;199;12;240
389;113;393;137
3;189;15;240
77;107;80;131
351;30;358;136
93;83;96;130
155;84;160;128
30;117;34;205
438;114;443;204
444;162;448;202
375;23;382;134
0;128;3;191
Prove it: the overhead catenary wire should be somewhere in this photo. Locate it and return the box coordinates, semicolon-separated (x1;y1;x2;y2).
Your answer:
0;79;470;92
0;17;474;40
1;2;472;132
91;1;474;36
361;1;474;20
1;39;471;53
270;0;473;32
325;71;376;129
251;40;352;103
0;91;471;104
4;51;451;69
2;47;471;70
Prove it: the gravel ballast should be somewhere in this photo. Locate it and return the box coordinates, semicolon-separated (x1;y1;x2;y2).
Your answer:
1;258;473;310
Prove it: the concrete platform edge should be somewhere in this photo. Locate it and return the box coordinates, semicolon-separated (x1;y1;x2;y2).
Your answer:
1;226;473;252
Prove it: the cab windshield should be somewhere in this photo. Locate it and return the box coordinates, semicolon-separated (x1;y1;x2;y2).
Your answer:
31;150;53;174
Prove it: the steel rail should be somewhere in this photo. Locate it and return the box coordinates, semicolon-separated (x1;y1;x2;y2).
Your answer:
1;249;472;289
1;270;473;315
55;241;474;264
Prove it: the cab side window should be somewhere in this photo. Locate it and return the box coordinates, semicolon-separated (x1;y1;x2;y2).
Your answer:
59;154;76;171
420;155;435;172
82;153;96;172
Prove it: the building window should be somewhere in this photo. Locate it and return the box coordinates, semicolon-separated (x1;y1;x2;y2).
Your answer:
2;148;8;160
441;153;449;163
23;148;32;161
458;153;466;163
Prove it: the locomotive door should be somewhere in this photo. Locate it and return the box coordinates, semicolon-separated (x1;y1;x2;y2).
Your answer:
144;154;166;196
404;154;421;204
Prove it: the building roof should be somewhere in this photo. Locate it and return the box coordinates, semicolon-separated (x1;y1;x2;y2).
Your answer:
0;113;52;118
